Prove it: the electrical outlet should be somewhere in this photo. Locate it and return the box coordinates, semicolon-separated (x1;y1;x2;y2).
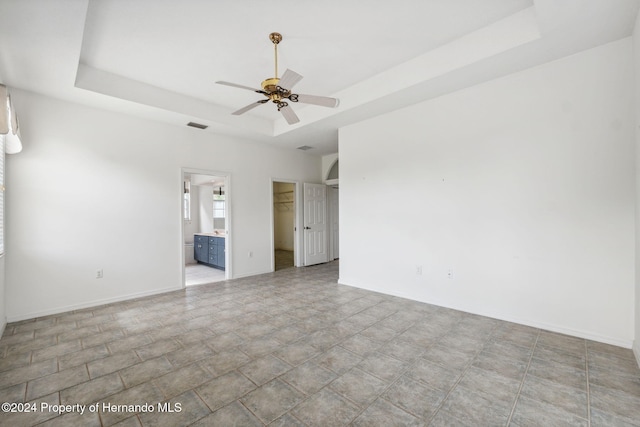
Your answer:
96;269;103;279
447;269;454;280
248;251;253;258
416;265;422;275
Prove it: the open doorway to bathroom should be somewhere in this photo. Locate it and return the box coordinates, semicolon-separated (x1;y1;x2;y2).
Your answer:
182;169;230;286
273;181;296;271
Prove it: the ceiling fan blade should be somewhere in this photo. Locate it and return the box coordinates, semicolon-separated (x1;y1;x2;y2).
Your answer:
279;105;300;125
278;69;303;91
232;100;268;115
293;94;339;108
216;81;266;94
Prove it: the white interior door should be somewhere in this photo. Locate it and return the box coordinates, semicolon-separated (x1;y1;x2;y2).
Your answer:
303;183;328;266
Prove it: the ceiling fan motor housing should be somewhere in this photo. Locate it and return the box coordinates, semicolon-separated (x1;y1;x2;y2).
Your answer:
261;77;280;93
261;77;295;105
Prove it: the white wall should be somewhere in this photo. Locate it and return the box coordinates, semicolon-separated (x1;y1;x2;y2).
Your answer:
340;38;635;347
634;9;640;364
5;90;320;321
197;185;214;233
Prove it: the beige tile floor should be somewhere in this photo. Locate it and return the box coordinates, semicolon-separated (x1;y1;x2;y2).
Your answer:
0;261;639;426
185;264;226;287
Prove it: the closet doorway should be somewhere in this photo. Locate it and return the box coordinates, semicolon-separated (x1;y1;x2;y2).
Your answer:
273;181;296;271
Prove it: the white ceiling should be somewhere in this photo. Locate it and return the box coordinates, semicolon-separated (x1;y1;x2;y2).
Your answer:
186;173;225;188
0;0;638;155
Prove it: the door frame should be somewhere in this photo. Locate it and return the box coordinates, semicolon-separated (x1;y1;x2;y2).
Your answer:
180;167;232;287
270;178;302;271
327;185;339;261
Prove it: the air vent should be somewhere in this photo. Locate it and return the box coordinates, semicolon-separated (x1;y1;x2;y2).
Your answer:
297;145;314;151
187;122;208;130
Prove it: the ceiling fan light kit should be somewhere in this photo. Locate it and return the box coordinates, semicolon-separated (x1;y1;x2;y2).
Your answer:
216;32;339;125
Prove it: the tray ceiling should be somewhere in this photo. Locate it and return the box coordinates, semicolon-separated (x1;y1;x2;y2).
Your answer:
0;0;638;154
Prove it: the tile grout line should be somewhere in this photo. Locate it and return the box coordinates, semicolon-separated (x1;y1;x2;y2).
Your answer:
336;347;417;424
505;330;540;426
423;365;468;424
274;314;423;426
336;316;439;424
423;321;498;425
275;310;413;426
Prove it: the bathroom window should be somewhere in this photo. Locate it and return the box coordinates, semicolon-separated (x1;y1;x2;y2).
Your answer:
213;190;225;219
183;180;191;221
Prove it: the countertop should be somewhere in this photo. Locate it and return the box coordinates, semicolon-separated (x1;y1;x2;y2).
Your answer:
194;232;226;238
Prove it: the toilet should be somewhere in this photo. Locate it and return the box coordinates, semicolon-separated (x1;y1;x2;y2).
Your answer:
184;242;196;265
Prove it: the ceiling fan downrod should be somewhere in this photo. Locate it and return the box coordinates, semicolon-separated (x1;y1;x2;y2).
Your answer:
263;32;290;108
261;33;282;92
269;32;282;79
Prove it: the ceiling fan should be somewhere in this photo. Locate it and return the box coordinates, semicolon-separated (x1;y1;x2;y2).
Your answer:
216;32;339;125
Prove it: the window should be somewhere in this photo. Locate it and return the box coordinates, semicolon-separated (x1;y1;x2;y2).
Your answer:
183;180;191;221
213;188;225;219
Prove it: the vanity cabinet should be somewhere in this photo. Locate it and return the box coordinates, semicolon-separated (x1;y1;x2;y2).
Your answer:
194;234;225;270
194;235;209;264
210;236;225;269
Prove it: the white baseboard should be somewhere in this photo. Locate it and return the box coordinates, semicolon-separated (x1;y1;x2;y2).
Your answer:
6;286;182;323
0;317;5;337
232;269;272;279
634;340;640;369
337;279;633;349
6;268;274;323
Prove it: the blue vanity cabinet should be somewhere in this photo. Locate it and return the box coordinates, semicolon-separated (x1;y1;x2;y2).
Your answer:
194;234;225;270
194;235;209;264
208;239;218;266
212;237;225;269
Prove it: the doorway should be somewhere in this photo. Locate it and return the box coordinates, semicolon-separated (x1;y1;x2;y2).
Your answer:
182;169;231;287
273;181;296;271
